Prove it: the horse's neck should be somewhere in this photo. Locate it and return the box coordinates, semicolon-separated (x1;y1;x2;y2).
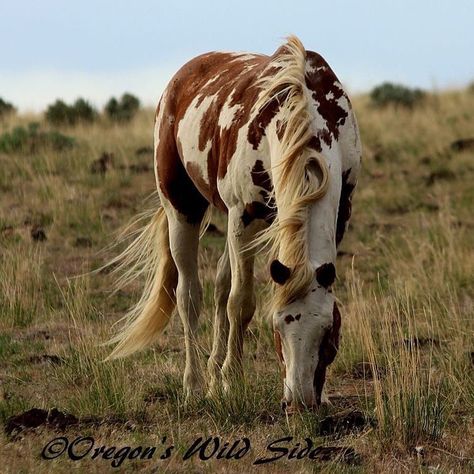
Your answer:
307;152;341;268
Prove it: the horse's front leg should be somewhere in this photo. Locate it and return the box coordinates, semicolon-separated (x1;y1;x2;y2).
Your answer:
221;207;257;391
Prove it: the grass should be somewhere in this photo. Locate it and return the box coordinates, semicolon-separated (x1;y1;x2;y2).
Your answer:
0;88;474;472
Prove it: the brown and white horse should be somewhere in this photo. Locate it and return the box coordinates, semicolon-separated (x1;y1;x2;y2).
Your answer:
107;36;362;412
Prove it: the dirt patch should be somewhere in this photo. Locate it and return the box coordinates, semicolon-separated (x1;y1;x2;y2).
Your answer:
309;446;360;464
402;337;441;348
5;408;78;440
129;163;152;173
352;361;386;379
31;225;47;242
451;138;474;152
28;354;64;366
256;412;278;425
21;329;51;341
5;408;137;441
426;169;456;186
328;395;362;411
135;146;153;156
319;410;374;437
74;236;93;248
143;389;172;403
90;152;114;175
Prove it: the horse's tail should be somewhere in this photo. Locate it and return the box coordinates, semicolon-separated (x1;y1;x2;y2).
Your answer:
105;207;178;360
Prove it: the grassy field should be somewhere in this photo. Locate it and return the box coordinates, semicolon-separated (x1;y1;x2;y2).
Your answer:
1;89;473;473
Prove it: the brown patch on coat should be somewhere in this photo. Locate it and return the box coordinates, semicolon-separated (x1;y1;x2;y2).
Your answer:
295;314;301;321
315;263;336;288
276;119;286;141
313;302;341;404
307;135;322;153
248;91;287;149
186;162;211;199
241;201;274;227
156;123;208;224
284;314;295;324
305;51;348;149
181;137;225;212
336;168;356;246
241;159;276;226
250;160;272;194
270;259;291;285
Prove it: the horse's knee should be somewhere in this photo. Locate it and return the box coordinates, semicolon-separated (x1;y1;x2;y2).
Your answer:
214;267;230;308
227;290;255;329
214;281;229;309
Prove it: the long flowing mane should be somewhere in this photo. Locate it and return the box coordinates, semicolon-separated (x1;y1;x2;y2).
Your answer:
252;36;329;311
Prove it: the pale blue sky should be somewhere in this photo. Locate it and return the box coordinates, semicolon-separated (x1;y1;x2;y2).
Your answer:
1;0;473;111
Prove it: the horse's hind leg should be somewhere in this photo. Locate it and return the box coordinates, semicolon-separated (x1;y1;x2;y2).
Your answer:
207;242;231;395
166;208;205;400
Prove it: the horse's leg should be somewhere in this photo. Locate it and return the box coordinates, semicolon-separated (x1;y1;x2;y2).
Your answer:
166;209;204;400
221;207;257;390
207;242;231;395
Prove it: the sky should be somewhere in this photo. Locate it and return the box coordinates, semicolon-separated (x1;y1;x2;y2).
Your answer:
1;0;473;111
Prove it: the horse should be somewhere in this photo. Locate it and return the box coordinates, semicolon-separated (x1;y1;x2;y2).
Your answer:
106;36;362;413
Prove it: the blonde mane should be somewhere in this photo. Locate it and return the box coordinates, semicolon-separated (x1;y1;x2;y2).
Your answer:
252;36;329;311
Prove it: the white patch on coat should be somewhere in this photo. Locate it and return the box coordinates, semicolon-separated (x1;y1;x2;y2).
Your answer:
217;89;274;209
305;63;327;76
153;87;168;188
218;94;242;130
202;75;220;88
229;53;262;62
177;93;218;185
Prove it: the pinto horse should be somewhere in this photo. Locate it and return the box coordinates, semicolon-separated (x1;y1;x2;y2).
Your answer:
107;36;362;412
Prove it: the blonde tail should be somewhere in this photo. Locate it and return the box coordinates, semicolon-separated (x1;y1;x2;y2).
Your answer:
105;208;178;359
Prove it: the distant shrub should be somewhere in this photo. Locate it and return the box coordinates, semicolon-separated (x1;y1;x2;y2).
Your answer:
45;100;75;126
370;82;425;108
72;98;98;123
0;98;16;118
45;98;97;126
105;93;140;122
0;122;74;154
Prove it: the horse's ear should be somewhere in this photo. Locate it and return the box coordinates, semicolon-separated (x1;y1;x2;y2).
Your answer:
270;259;291;285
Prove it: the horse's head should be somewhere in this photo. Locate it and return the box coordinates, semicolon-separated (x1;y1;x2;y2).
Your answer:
270;259;340;413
